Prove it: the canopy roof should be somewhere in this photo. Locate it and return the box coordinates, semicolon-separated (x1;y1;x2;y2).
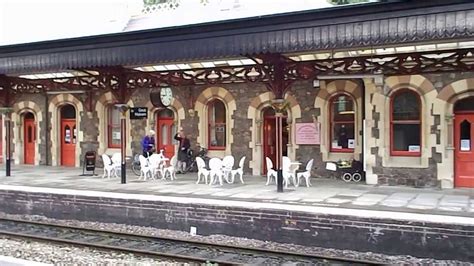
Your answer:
0;0;473;75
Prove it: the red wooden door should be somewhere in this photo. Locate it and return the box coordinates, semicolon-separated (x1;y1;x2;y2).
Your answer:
454;114;474;188
24;118;35;164
157;118;175;159
61;119;76;167
263;116;277;174
262;112;288;174
0;116;3;163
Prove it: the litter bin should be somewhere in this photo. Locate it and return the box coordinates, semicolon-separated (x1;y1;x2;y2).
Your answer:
81;151;97;176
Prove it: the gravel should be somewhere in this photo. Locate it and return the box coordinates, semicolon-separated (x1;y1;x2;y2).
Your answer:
0;212;472;265
0;237;176;265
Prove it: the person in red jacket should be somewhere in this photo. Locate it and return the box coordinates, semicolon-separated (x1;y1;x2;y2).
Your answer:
174;130;190;173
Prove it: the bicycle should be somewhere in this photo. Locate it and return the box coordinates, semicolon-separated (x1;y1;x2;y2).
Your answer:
132;151;154;176
183;146;210;173
131;153;141;176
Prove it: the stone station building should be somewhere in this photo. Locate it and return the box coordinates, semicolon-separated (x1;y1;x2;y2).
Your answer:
1;0;474;189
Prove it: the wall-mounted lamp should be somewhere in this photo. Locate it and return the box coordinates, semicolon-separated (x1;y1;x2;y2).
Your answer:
188;109;196;117
313;79;320;88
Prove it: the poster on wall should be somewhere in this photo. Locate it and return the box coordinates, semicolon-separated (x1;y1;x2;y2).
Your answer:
348;139;355;149
461;139;471;151
295;122;320;145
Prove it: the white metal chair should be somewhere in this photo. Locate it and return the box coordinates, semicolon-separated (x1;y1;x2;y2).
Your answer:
162;155;177;180
282;156;296;188
209;157;224;186
111;153;122;178
101;154;115;179
195;157;210;184
222;155;235;183
296;159;314;187
148;154;162;179
265;157;277;185
230;156;246;184
139;155;153;180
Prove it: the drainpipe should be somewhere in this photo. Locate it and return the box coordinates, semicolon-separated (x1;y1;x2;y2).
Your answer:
360;79;367;180
44;93;49;165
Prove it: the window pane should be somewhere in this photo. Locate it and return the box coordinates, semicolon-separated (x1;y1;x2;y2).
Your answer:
393;124;420;152
209;100;226;147
161;124;168;145
158;109;174;118
111;126;121;146
111;109;120;124
28;126;32;143
64;125;71;144
460;120;471;151
332;95;354;122
454;97;474;112
331;123;355;149
393;92;419;120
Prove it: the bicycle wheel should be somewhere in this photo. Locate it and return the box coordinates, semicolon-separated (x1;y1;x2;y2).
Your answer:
342;172;352;182
352;173;362;182
132;163;141;176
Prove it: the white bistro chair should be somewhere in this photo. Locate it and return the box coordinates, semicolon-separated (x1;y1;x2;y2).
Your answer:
195;157;210;184
296;159;314;187
162;155;177;181
138;155;153;180
209;157;224;186
222;155;235;183
230;156;246;184
265;157;277;185
111;153;122;178
148;154;162;180
282;156;297;188
101;154;115;179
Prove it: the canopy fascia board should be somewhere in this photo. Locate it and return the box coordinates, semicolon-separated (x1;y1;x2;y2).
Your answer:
0;1;473;75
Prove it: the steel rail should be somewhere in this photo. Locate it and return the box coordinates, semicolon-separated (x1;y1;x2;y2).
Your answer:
0;217;380;265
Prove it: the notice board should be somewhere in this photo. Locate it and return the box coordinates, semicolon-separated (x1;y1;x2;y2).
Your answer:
295;122;320;145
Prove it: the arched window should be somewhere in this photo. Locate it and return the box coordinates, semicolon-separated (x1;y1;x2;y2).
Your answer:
330;94;355;152
108;105;121;148
390;90;421;156
208;99;226;150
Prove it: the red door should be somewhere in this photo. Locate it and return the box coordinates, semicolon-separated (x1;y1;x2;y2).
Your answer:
157;118;175;159
263;116;277;174
61;119;76;167
454;114;474;188
24;118;35;164
262;108;288;174
0;116;3;163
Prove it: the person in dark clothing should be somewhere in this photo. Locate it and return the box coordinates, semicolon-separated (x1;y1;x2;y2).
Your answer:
141;130;156;157
174;130;190;173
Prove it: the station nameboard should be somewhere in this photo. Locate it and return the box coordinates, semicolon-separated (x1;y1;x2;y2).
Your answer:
295;122;320;145
130;107;148;119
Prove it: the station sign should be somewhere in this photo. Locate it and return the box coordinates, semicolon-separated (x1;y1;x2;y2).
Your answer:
130;107;148;119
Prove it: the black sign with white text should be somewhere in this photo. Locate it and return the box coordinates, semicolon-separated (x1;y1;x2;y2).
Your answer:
130;107;148;119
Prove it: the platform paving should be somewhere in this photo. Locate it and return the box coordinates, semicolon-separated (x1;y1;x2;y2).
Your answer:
0;165;473;218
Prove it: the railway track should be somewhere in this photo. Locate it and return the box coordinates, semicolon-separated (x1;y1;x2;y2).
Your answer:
0;217;378;265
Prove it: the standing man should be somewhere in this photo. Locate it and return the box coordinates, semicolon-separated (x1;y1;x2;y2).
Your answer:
142;130;156;157
174;130;190;173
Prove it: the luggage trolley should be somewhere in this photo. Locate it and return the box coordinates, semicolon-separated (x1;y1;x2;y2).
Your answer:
326;160;363;183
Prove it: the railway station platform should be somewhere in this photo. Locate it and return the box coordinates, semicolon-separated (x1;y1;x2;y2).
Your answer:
0;165;473;261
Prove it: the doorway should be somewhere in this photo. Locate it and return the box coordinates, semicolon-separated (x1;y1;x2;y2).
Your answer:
262;107;288;174
156;109;176;159
23;112;35;165
454;97;474;188
60;104;76;167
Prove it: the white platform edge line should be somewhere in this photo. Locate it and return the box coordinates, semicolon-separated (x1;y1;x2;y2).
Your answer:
1;185;473;226
0;255;52;266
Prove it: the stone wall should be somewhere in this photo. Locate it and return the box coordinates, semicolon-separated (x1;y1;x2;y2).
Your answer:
0;189;472;261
